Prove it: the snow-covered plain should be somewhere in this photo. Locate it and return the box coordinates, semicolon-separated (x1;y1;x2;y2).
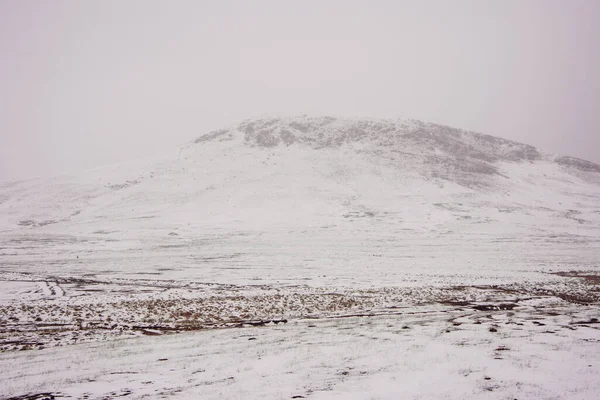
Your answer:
0;116;599;399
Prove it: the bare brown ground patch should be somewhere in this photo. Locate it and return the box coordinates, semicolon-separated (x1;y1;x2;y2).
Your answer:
1;279;598;352
550;270;600;285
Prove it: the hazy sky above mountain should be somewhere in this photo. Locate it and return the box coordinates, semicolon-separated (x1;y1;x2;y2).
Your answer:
1;0;599;180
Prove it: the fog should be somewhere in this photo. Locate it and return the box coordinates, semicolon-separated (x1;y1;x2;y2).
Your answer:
1;0;598;181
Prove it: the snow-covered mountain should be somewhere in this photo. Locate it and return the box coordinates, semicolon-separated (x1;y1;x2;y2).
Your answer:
1;115;599;287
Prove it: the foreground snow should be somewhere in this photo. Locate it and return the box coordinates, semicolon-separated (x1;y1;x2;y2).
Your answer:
1;299;598;399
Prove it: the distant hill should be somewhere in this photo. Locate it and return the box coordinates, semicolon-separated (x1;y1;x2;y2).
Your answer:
1;115;599;287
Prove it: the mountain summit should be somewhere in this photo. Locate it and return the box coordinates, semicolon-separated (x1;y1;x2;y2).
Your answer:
191;115;599;187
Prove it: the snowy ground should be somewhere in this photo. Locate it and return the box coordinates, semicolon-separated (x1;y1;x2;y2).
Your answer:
1;297;599;399
1;117;600;399
1;260;598;399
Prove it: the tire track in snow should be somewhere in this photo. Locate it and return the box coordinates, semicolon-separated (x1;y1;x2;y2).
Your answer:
38;281;52;296
37;281;65;298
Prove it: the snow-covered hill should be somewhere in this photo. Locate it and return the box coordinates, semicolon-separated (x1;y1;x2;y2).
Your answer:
1;115;599;288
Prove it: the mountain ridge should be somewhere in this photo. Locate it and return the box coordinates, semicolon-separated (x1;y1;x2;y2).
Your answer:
193;115;597;169
187;115;599;189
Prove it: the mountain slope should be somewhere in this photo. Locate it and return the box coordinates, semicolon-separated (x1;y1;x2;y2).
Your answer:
0;115;599;288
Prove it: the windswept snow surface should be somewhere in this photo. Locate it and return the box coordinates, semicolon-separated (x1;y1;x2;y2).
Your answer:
1;116;599;399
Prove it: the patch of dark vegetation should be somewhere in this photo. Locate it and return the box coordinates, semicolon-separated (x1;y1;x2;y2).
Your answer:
555;156;600;173
107;180;140;191
483;385;500;392
2;282;596;354
105;389;133;397
343;211;376;219
528;274;600;304
128;318;289;335
109;371;139;375
6;393;61;400
439;301;472;307
571;318;599;325
92;230;117;235
18;219;59;227
190;253;244;262
554;293;597;305
155;244;187;249
473;303;517;311
551;271;600;285
243;319;288;327
194;129;230;143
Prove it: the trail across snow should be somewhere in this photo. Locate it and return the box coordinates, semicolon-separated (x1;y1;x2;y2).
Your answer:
37;281;64;298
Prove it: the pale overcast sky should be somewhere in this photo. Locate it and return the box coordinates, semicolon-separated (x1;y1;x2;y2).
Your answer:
1;0;599;181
